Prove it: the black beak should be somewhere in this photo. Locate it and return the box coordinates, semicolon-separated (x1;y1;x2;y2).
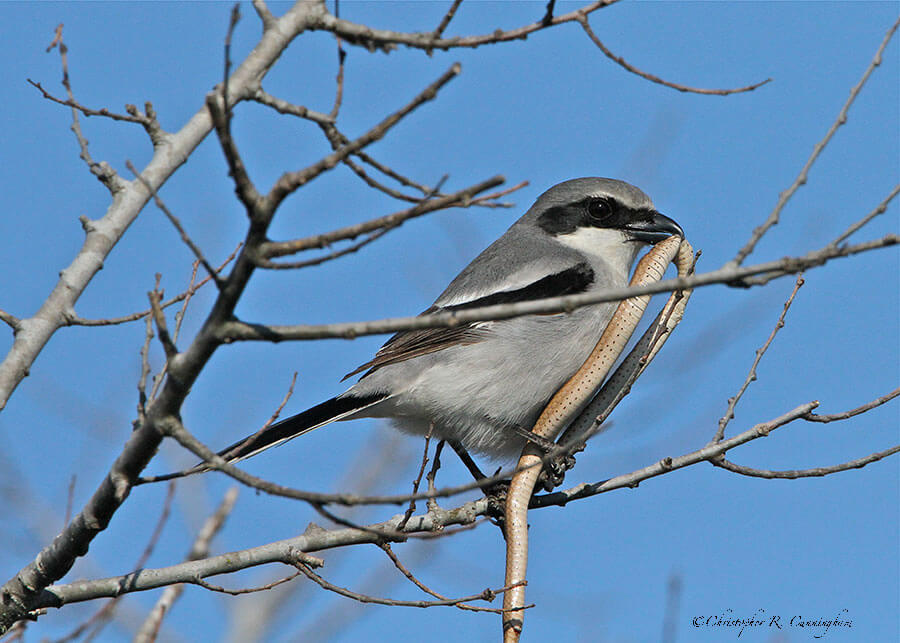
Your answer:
624;210;683;243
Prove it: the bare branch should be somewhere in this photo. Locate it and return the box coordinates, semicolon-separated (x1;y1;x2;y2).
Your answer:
206;92;264;219
803;387;900;423
258;175;504;261
0;310;20;330
576;14;771;95
251;86;334;125
148;283;178;361
313;1;616;52
219;234;898;343
31;26;124;191
397;425;434;531
67;244;240;327
730;16;900;266
293;561;514;610
134;488;239;643
830;183;900;247
329;34;346;119
0;1;322;414
714;275;805;442
532;402;820;507
263;63;463;214
433;0;465;39
126;160;223;285
192;570;303;596
713;445;900;479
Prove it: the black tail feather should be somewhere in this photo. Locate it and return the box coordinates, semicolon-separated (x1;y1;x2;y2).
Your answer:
215;392;389;464
138;393;390;484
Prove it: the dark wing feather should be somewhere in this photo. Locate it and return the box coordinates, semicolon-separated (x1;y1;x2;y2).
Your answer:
343;262;594;380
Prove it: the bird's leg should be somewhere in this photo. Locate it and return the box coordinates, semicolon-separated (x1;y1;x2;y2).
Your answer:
447;439;509;529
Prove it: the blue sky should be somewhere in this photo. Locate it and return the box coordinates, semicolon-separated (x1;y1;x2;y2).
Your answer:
0;2;897;642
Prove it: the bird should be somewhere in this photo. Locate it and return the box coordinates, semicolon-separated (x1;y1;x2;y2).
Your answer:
212;177;683;466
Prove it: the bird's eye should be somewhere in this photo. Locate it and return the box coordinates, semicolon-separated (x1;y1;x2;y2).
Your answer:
587;198;614;225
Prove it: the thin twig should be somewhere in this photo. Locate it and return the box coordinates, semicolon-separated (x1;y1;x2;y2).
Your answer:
378;543;502;613
398;426;434;531
67;244;240;327
329;34;346;119
126;161;222;285
293;560;518;610
714;275;805;442
134;487;240;643
713;445;900;479
259;175;504;260
830;184;900;247
192;571;302;595
577;14;771;95
32;25;122;190
251;86;334;124
148;279;177;361
0;310;20;330
433;0;464;39
319;0;614;51
264;63;463;212
803;387;900;423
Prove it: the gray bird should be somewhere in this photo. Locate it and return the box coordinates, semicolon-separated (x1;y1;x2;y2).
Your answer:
215;178;683;464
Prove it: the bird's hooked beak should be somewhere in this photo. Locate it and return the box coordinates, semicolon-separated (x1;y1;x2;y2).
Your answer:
624;210;683;243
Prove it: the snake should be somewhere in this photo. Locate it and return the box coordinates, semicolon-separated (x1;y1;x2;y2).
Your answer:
502;235;695;641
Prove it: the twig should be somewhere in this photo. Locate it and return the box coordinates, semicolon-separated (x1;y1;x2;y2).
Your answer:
264;63;464;213
830;184;900;247
251;86;334;124
329;33;346;119
206;93;262;219
148;280;177;361
126;161;222;285
223;3;241;118
258;228;390;270
714;275;805;442
53;483;176;643
258;175;504;260
577;14;771;95
171;261;201;343
134;487;239;643
398;426;434;531
138;314;154;418
803;387;900;423
532;402;821;508
219;234;899;343
433;0;464;39
31;25;123;190
378;543;502;613
67;244;240;327
713;445;900;479
192;571;302;595
293;560;516;610
731;16;900;267
316;1;615;52
0;309;20;330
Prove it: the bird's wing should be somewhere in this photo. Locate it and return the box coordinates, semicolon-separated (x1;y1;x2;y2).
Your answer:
344;260;595;380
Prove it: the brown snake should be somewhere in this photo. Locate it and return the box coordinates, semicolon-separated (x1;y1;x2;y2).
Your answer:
502;235;695;641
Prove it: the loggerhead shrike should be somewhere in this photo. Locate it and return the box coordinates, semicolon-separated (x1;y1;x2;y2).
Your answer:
214;178;683;464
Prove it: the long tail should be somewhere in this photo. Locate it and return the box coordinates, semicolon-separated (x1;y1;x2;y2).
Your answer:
146;392;388;482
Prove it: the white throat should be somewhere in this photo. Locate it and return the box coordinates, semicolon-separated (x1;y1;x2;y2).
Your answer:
555;227;642;282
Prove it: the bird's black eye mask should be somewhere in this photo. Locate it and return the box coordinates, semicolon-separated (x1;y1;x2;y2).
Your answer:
536;197;652;235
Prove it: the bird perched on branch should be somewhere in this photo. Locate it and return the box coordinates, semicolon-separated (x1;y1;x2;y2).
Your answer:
211;177;683;465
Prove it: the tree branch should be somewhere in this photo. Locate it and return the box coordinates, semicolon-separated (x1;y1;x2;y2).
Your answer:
218;234;898;343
